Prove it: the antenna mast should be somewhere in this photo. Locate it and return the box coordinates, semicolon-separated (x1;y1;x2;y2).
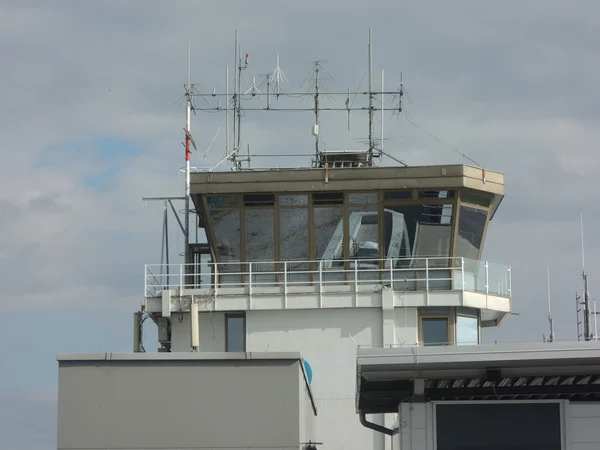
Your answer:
547;266;555;342
184;40;192;266
314;62;320;159
580;213;593;340
191;29;406;171
367;28;374;164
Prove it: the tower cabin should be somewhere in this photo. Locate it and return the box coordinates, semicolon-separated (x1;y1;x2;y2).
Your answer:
143;161;510;354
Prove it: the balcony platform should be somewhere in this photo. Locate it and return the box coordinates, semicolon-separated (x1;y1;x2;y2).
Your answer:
143;257;511;326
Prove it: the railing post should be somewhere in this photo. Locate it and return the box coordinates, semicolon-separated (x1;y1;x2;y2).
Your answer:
354;262;358;295
283;261;288;309
508;265;512;297
461;258;465;291
425;258;430;291
318;261;323;308
425;257;430;305
179;264;183;295
248;262;253;309
214;262;219;297
389;258;393;288
485;261;489;295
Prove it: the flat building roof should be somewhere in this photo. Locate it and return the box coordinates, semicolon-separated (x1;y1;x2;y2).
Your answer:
190;164;504;197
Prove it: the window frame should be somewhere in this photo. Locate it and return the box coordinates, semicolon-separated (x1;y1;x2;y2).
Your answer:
225;312;246;352
419;308;455;346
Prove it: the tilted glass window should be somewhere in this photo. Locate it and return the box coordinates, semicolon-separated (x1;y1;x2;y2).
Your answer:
456;205;487;261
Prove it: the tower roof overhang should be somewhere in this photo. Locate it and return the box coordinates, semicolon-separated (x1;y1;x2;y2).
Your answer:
190;164;504;217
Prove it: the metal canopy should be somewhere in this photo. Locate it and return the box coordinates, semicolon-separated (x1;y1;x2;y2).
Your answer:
356;342;600;414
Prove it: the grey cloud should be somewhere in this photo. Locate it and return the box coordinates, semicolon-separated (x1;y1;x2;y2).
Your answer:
0;0;599;433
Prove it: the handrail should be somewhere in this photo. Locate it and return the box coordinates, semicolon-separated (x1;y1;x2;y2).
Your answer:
143;256;512;299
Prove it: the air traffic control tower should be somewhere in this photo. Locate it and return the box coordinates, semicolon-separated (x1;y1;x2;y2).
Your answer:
142;160;510;353
140;158;510;450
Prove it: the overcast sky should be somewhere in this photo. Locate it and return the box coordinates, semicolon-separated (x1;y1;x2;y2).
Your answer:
2;0;600;448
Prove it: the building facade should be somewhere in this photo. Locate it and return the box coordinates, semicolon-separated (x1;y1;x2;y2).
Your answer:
141;164;512;450
356;342;600;450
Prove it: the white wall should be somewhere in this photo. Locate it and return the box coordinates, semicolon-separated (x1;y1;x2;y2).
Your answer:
171;311;226;352
170;306;418;450
247;309;383;450
569;402;600;450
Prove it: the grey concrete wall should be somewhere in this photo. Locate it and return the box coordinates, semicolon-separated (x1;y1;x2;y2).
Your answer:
57;354;314;450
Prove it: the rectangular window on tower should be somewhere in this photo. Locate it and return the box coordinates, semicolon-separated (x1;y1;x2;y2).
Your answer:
225;313;246;352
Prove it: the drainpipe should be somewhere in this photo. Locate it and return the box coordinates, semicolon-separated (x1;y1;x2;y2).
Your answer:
359;413;398;436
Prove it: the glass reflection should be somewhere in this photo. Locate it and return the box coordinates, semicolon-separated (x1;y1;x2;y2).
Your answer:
456;315;479;345
422;318;449;346
383;204;453;268
349;192;378;204
245;208;274;270
314;207;344;269
279;194;308;206
279;208;309;268
456;205;487;260
210;209;241;271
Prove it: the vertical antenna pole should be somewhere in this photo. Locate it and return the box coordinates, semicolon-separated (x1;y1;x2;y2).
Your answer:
547;266;554;342
581;213;586;270
576;293;581;341
595;300;598;340
233;31;238;167
226;66;229;157
184;40;191;268
314;62;320;160
380;69;384;154
581;213;592;340
368;28;373;163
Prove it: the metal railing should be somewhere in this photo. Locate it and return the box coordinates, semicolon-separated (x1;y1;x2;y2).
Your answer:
144;256;511;299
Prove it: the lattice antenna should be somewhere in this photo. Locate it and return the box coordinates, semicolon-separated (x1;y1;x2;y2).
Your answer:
187;29;409;170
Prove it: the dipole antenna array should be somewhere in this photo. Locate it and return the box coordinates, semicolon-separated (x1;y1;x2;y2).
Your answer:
188;29;405;171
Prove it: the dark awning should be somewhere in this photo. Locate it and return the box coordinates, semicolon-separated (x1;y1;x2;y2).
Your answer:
356;342;600;414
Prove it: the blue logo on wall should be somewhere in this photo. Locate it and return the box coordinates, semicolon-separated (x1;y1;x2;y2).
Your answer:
303;360;313;384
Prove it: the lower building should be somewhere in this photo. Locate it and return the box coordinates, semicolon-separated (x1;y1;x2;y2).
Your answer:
356;341;600;450
56;352;317;450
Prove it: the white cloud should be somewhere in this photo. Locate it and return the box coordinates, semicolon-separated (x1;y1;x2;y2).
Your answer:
1;0;599;328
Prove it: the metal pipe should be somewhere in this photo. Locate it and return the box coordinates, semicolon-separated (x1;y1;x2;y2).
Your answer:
359;413;398;436
226;65;229;157
190;301;199;351
380;69;384;155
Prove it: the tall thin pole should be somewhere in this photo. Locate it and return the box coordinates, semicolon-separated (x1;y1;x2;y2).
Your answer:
184;40;191;266
581;213;592;340
595;300;598;340
547;266;554;342
233;31;238;165
226;65;229;157
367;28;373;163
314;63;320;159
380;69;384;155
576;293;581;341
